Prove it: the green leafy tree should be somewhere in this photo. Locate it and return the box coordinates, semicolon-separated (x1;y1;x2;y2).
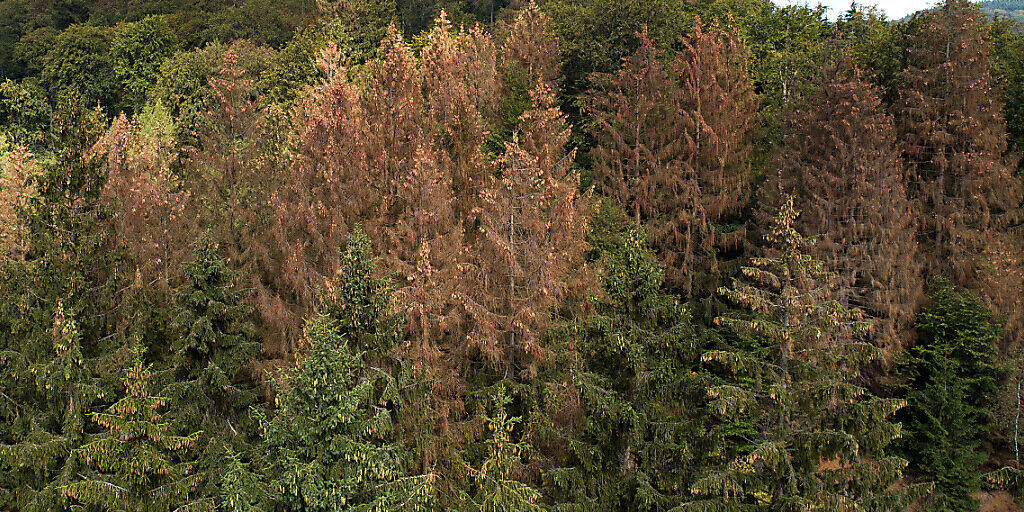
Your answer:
260;230;433;512
164;236;260;498
110;15;181;112
62;340;211;512
39;25;117;110
899;281;1001;512
688;197;908;511
0;78;49;149
549;221;708;511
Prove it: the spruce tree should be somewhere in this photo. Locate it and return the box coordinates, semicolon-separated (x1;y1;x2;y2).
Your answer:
468;82;591;379
549;222;708;511
671;18;757;298
468;386;546;512
897;0;1024;324
62;340;211;512
687;198;907;511
590;22;756;299
164;236;259;499
771;56;922;358
218;447;264;512
188;51;284;352
897;0;1024;457
0;145;37;262
97;102;190;298
260;230;433;512
899;281;1001;512
0;99;124;511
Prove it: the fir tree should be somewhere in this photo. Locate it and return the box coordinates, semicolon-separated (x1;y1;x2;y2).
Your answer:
261;230;433;512
62;340;211;512
164;236;259;499
899;281;1001;512
688;198;907;511
549;222;708;512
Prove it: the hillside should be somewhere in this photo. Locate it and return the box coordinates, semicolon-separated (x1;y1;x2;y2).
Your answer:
979;0;1024;22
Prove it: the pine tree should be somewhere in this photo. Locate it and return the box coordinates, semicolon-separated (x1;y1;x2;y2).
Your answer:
899;281;1001;512
164;236;259;498
771;57;922;359
261;230;433;512
687;198;907;511
549;222;708;512
62;340;211;512
468;386;547;512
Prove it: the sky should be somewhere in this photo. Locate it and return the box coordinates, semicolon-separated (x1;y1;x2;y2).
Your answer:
772;0;940;20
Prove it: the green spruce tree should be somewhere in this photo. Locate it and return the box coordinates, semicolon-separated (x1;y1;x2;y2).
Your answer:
218;447;265;512
469;386;547;512
549;218;708;511
164;235;259;498
62;339;211;512
687;197;907;511
260;229;433;511
899;281;1001;512
0;98;124;511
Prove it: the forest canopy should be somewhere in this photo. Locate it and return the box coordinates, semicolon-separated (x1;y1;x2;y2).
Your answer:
3;0;1024;511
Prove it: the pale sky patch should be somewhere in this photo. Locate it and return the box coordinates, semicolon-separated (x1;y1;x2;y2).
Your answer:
772;0;943;20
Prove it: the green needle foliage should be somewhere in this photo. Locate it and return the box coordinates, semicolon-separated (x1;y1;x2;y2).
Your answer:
899;280;1002;512
62;339;211;512
260;229;434;512
165;235;259;496
550;219;709;512
469;386;547;512
689;197;908;512
0;99;123;512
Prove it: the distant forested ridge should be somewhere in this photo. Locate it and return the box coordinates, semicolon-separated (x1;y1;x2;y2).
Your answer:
980;0;1024;22
3;0;1024;511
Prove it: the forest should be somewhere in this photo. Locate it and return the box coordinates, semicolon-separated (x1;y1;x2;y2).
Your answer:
2;0;1024;510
